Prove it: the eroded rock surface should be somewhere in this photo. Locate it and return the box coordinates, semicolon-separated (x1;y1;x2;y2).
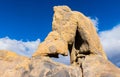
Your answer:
0;50;30;77
33;31;68;58
33;5;107;64
33;6;120;77
0;50;82;77
0;6;120;77
82;55;120;77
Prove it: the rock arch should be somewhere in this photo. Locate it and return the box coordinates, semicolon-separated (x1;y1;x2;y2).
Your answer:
33;6;107;65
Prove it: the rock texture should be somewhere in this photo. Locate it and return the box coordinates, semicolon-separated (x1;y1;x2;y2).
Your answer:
52;6;107;65
33;6;120;77
0;50;30;77
33;31;68;58
0;50;82;77
33;6;107;64
82;55;120;77
0;6;120;77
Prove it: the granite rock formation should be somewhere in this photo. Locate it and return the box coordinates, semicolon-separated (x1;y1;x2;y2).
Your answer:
33;6;107;64
33;31;68;57
0;6;120;77
0;50;82;77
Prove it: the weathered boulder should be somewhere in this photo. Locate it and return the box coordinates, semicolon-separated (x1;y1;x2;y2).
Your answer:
33;31;68;57
0;50;30;77
52;6;107;64
29;56;82;77
82;55;120;77
0;50;82;77
32;5;120;77
33;6;107;64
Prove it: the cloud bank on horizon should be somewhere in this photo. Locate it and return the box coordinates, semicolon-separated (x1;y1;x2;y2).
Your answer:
0;17;120;67
0;37;40;57
99;24;120;67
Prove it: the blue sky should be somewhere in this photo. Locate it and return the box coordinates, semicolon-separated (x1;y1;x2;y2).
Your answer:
0;0;120;67
0;0;120;41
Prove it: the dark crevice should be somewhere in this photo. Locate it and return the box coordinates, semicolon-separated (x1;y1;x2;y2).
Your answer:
75;28;84;50
74;27;90;77
68;44;73;55
80;63;84;77
79;56;85;59
47;54;59;58
79;50;91;55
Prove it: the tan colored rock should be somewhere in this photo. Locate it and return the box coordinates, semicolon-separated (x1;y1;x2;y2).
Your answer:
0;50;18;61
0;50;82;77
52;6;107;64
29;56;82;77
33;31;68;57
82;55;120;77
32;5;120;77
33;6;107;63
52;6;77;44
0;50;30;77
0;50;120;77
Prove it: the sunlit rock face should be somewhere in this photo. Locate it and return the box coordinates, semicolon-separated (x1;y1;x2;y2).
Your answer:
0;6;120;77
33;5;120;77
33;5;107;62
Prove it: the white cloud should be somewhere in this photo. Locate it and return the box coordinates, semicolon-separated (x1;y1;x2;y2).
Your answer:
88;17;99;31
0;37;40;57
99;24;120;67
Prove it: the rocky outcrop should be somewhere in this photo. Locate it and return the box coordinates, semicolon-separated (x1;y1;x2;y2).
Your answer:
0;50;82;77
33;6;107;65
0;6;120;77
52;6;107;65
33;31;68;58
82;55;120;77
33;6;120;77
0;50;30;77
